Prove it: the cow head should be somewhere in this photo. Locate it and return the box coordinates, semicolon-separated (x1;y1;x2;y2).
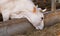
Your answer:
26;5;44;30
35;5;44;30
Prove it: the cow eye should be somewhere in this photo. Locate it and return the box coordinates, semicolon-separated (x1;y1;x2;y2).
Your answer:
41;17;44;20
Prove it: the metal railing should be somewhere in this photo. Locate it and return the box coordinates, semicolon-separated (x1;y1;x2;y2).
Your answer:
51;0;56;12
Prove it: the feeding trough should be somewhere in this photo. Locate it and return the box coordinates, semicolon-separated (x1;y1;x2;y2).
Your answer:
0;18;34;36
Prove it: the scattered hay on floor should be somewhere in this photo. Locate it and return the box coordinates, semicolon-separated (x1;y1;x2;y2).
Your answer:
27;23;60;36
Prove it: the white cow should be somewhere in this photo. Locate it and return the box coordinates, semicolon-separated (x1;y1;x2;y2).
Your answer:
0;0;44;30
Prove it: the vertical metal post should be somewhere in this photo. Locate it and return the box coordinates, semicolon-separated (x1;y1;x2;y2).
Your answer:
51;0;56;12
58;0;60;3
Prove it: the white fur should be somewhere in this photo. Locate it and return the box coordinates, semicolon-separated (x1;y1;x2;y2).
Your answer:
0;0;44;30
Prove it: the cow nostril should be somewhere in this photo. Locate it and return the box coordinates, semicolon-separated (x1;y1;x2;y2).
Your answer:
41;17;44;20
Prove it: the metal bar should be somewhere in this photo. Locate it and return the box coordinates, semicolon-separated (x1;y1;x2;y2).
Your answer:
51;0;56;12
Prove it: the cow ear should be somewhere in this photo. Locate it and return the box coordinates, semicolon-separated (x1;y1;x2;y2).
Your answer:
33;7;36;13
32;5;38;13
